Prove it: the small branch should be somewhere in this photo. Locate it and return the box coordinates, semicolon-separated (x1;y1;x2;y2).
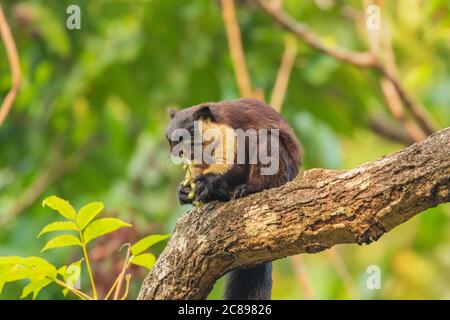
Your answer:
120;274;131;300
378;65;436;136
80;232;98;299
0;5;21;127
138;127;450;299
221;0;254;98
270;35;298;112
378;78;426;142
256;0;436;137
113;245;131;300
255;0;377;67
368;116;415;145
363;4;427;143
53;278;93;300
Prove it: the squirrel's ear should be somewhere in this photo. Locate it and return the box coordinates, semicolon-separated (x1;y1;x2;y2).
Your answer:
167;107;177;119
193;105;216;122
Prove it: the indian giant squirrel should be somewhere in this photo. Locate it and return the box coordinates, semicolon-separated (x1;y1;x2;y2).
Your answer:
165;98;302;300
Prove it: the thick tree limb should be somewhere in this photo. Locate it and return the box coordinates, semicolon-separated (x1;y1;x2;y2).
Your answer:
139;128;450;300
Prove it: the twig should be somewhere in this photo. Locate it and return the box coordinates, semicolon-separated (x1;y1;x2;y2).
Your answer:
378;65;435;136
255;0;376;67
0;5;21;127
379;77;426;142
105;276;120;300
368;116;415;145
220;0;254;98
363;1;427;143
270;35;298;112
120;274;131;300
113;245;131;300
256;0;436;137
53;278;93;300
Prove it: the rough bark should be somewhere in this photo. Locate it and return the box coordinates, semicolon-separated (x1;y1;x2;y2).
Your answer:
138;128;450;300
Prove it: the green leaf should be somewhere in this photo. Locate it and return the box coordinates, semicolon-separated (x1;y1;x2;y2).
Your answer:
130;253;156;270
62;259;82;297
41;235;82;252
42;196;76;220
0;256;23;266
76;202;104;230
131;234;170;256
83;218;131;244
0;265;8;294
0;257;57;286
57;265;67;276
0;265;31;282
21;257;57;279
21;278;52;300
37;221;79;238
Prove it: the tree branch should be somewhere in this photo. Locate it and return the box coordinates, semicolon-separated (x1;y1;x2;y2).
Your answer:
270;35;298;112
255;0;376;67
138;127;450;300
0;4;21;127
220;0;254;98
255;0;436;136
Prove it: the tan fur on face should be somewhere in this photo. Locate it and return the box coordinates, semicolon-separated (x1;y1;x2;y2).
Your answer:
187;119;236;179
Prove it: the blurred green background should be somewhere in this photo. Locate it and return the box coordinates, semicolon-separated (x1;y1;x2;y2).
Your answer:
0;0;449;300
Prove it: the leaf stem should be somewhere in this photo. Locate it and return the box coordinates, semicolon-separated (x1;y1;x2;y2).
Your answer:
53;278;92;300
120;274;131;300
104;276;120;300
113;245;131;300
79;231;98;299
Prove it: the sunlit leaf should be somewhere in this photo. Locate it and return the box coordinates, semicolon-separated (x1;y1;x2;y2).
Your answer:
83;218;131;244
76;202;104;230
130;253;156;270
37;221;79;238
0;265;7;294
21;257;58;279
21;278;52;300
62;259;82;297
41;235;82;252
131;234;170;256
0;265;31;282
57;266;67;276
42;196;76;220
0;256;23;266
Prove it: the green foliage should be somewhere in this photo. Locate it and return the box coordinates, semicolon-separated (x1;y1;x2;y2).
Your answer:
83;218;131;244
131;234;170;256
130;254;156;270
41;235;82;252
42;196;77;221
0;196;170;300
128;234;170;270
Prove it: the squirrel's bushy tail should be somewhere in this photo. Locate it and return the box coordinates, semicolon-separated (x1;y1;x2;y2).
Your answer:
224;262;272;300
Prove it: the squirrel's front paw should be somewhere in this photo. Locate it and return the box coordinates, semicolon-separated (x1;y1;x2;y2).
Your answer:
177;184;194;205
192;175;214;202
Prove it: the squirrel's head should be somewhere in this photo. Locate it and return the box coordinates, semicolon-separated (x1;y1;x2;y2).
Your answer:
165;104;216;154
